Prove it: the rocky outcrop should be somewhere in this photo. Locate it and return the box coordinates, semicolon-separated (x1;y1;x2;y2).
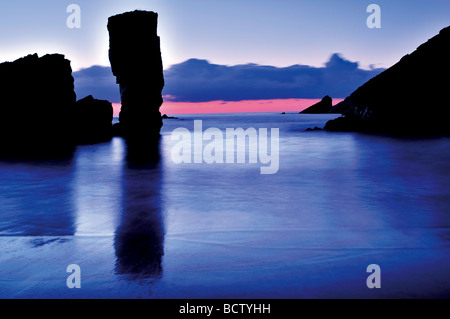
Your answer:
0;53;76;156
108;10;164;139
324;26;450;135
161;114;178;119
300;95;334;114
305;127;323;131
74;95;113;143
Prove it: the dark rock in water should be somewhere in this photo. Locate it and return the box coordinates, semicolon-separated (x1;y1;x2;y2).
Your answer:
305;127;323;131
74;95;113;143
108;10;164;140
323;117;370;132
0;53;76;157
162;114;178;119
325;26;450;136
281;112;286;115
300;95;334;114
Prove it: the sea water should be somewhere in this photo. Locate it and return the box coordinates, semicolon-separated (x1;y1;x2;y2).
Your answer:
0;113;450;298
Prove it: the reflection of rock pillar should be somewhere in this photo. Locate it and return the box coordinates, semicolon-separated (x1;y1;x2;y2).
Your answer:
108;10;164;138
114;153;164;278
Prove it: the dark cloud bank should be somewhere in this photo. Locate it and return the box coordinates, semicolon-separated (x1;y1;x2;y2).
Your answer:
73;53;384;103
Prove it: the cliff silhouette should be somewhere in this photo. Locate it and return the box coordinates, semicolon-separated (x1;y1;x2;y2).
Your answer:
108;10;164;140
324;26;450;135
0;54;76;156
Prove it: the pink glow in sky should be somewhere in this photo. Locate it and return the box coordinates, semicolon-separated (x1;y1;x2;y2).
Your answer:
112;98;344;116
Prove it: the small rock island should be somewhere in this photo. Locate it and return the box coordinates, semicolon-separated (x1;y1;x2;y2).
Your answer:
300;96;334;114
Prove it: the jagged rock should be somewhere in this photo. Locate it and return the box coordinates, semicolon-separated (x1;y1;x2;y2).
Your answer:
108;10;164;140
74;95;113;143
0;53;76;156
325;26;450;135
300;95;334;114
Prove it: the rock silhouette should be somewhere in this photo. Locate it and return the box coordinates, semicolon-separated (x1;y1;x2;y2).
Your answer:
74;95;113;143
0;10;167;156
300;95;334;114
0;53;76;156
108;10;164;139
325;26;450;135
162;114;178;119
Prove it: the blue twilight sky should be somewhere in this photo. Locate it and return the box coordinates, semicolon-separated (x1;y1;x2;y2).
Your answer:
0;0;449;71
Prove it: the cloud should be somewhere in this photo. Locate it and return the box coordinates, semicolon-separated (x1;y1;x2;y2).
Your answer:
73;53;384;103
73;65;120;102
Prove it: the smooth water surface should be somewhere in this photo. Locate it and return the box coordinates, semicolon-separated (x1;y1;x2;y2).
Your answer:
1;113;450;298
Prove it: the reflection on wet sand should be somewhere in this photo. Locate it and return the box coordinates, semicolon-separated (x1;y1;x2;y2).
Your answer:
0;157;76;236
114;139;164;278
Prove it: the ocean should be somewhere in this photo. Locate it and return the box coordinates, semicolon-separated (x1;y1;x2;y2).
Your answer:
1;112;450;298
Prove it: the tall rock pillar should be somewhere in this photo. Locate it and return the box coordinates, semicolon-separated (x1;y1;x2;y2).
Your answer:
108;10;164;139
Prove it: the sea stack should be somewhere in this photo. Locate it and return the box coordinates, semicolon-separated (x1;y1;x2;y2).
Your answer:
324;26;450;135
108;10;164;139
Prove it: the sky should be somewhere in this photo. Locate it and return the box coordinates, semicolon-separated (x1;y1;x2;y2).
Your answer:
0;0;449;113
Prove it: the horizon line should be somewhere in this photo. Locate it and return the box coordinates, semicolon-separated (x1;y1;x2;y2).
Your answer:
111;98;345;116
